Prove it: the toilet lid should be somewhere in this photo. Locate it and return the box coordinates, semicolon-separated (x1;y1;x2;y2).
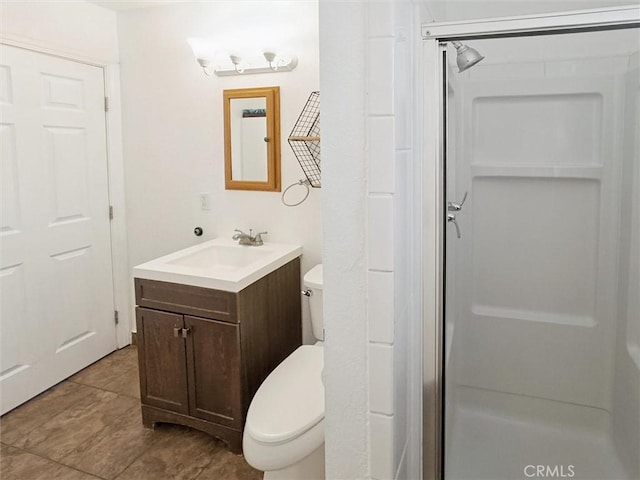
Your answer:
303;264;323;290
246;345;324;444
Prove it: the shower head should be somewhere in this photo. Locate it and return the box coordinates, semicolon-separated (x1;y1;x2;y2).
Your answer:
452;41;484;72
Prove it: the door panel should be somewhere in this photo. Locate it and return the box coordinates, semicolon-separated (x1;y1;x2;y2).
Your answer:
136;308;189;414
185;316;242;429
0;45;115;414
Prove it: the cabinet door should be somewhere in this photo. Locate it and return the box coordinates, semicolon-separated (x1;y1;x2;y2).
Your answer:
184;316;242;429
136;308;189;414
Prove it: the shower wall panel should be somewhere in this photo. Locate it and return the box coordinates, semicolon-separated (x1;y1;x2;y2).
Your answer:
472;93;602;165
611;52;640;478
452;62;625;410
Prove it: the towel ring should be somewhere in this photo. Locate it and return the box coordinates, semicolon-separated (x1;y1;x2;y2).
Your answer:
281;179;311;207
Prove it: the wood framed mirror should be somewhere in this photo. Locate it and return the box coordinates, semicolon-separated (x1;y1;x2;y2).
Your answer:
223;86;281;191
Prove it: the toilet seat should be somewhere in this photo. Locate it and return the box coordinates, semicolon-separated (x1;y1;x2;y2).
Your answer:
245;345;324;445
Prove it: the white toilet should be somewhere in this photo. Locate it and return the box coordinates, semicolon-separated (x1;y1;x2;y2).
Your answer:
243;264;325;480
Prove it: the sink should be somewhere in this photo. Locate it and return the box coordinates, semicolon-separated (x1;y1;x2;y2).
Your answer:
166;244;272;269
133;238;302;292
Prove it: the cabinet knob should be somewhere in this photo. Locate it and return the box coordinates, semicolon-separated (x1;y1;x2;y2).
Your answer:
173;327;181;337
181;327;190;338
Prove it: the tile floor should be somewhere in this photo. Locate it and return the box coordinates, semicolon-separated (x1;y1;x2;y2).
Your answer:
0;346;262;480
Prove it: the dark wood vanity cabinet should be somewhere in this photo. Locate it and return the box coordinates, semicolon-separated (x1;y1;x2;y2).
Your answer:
135;310;243;428
134;258;301;453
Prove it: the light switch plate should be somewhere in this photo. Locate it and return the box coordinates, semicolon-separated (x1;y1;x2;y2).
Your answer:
199;193;211;211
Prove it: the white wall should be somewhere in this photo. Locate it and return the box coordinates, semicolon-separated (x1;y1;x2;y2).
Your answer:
0;0;119;63
116;1;321;342
320;0;425;478
367;2;423;479
319;2;369;478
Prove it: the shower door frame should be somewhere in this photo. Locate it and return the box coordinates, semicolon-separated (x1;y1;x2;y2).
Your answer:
420;5;640;480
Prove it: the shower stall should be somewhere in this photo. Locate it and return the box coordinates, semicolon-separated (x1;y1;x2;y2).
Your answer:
422;7;640;480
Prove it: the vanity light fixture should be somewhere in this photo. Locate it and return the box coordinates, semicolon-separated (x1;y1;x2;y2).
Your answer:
187;37;216;76
215;51;297;76
187;38;297;76
264;51;278;70
197;58;215;76
229;54;245;74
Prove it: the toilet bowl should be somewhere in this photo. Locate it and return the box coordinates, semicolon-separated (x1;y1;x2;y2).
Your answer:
243;264;325;480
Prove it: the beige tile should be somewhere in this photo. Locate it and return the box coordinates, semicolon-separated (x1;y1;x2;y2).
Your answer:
0;345;256;480
116;426;222;480
17;388;127;461
59;396;169;480
69;347;137;389
1;382;107;447
196;449;263;480
0;444;101;480
110;346;139;371
101;366;140;399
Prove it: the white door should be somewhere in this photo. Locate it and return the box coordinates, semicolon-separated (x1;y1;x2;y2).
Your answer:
0;44;117;414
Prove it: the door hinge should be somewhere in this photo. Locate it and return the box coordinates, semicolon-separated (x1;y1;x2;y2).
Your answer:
104;96;110;112
109;205;114;220
114;310;119;325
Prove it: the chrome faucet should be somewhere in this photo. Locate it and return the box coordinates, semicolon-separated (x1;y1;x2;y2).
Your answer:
232;229;268;246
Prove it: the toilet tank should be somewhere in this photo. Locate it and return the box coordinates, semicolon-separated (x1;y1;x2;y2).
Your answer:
303;264;324;341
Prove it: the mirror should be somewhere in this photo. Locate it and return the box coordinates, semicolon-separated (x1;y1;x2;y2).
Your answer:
223;86;281;191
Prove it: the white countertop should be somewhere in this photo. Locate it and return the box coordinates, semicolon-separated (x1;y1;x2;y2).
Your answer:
133;238;303;292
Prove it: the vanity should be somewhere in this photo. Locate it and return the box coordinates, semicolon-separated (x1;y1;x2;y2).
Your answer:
133;239;302;453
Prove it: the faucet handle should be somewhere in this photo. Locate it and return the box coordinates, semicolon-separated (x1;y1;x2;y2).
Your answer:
253;231;268;245
232;229;246;240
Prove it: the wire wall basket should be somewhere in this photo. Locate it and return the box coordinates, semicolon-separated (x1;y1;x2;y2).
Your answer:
288;91;321;187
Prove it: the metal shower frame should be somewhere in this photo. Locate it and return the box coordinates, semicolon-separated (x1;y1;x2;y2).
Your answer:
420;5;640;480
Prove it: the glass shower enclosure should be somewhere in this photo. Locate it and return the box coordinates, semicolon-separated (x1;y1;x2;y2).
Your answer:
423;9;640;480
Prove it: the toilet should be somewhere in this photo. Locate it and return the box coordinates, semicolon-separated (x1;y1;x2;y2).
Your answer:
243;264;325;480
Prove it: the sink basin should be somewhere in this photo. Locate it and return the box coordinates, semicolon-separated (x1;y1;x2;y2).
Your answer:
133;238;302;292
166;244;272;269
